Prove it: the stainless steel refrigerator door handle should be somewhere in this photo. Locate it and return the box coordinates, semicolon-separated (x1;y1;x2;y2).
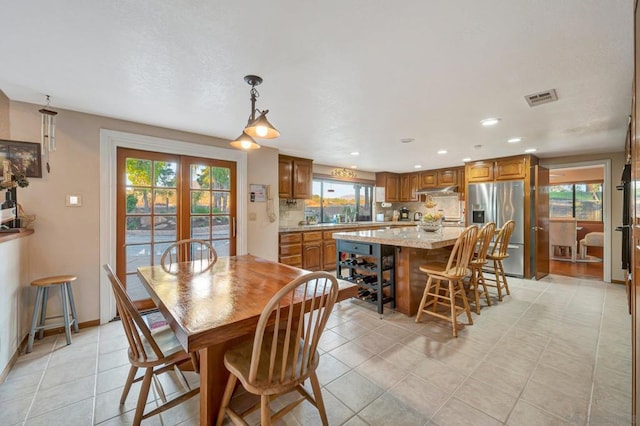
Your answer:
233;217;236;237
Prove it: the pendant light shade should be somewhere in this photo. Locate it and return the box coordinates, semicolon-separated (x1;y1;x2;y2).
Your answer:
230;132;261;150
230;75;279;150
244;110;280;139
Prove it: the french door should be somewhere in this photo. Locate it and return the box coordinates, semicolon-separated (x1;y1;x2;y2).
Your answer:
116;148;236;310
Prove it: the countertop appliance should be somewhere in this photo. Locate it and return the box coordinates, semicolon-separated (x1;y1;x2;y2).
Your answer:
467;181;525;277
399;207;411;221
414;212;423;221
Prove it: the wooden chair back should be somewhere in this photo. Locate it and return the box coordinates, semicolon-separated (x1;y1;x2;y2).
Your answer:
491;220;515;258
248;272;339;387
160;239;218;273
444;225;479;276
103;264;164;361
474;222;497;265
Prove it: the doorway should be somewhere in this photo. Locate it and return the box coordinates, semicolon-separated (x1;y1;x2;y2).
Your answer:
116;148;237;310
546;161;610;281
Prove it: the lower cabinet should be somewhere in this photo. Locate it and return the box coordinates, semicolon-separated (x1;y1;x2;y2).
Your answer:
322;230;337;271
279;232;302;267
302;231;323;271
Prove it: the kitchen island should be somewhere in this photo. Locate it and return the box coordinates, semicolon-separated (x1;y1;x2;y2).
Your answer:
333;226;466;316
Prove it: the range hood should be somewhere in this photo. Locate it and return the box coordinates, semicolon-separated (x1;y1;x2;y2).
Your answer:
415;185;459;195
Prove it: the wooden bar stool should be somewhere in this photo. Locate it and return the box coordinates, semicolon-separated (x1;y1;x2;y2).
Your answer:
27;275;79;353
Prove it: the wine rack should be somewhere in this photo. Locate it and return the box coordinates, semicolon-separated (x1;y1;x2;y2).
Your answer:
336;240;395;317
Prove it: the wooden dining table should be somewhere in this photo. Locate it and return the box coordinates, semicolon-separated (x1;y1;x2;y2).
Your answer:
137;254;357;425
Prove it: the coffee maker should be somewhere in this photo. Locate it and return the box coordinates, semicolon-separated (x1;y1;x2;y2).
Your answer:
399;207;410;221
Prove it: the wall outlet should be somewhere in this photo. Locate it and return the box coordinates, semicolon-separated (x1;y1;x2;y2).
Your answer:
66;195;82;206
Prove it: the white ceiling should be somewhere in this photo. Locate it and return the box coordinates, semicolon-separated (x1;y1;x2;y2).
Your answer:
0;1;632;173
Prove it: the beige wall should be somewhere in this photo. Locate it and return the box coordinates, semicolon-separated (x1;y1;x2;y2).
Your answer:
541;152;625;282
8;100;278;325
0;91;9;139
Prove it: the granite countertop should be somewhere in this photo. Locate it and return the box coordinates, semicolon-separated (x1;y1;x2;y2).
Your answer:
279;221;412;233
279;221;465;233
332;226;465;250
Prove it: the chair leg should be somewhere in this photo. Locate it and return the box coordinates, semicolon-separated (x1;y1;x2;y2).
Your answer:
27;288;45;353
310;372;329;426
432;279;441;313
478;270;491;306
416;276;433;322
470;270;480;314
216;374;237;426
459;281;473;325
134;368;154;426
493;260;503;301
261;394;272;426
66;282;80;332
38;287;49;340
120;365;139;404
60;284;72;345
499;260;510;296
448;280;458;337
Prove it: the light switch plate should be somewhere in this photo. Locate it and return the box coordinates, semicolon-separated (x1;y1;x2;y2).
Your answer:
66;195;82;206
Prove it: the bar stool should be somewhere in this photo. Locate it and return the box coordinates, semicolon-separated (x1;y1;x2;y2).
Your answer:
27;275;79;353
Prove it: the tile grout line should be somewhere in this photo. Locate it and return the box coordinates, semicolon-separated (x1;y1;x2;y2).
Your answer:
584;281;610;425
21;335;58;423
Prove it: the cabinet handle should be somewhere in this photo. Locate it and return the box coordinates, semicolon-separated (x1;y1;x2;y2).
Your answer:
233;217;236;237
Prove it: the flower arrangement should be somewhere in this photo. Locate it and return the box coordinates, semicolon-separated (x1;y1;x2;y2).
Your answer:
1;160;29;190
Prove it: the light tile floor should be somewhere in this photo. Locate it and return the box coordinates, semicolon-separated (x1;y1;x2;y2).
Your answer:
0;274;631;425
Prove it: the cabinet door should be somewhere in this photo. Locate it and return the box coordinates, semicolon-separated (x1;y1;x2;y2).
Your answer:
400;174;411;202
292;159;313;199
323;240;337;270
386;174;400;202
302;243;322;271
278;157;293;198
457;168;466;200
409;173;419;201
419;171;437;188
467;161;494;182
437;169;458;186
496;157;526;180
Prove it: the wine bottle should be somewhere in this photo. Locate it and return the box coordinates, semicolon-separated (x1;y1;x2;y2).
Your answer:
1;191;16;228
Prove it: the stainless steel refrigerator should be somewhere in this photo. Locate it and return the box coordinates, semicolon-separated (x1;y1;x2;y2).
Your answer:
467;181;525;277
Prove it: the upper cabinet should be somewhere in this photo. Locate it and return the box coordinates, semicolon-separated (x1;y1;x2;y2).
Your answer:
278;155;313;199
437;169;458;187
419;171;437;188
375;172;400;202
466;155;537;183
400;173;419;202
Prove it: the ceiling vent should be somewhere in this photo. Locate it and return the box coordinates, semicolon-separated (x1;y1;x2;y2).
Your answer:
524;89;558;107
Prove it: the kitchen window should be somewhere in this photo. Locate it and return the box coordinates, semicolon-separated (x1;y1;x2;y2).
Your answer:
549;182;603;221
306;179;373;223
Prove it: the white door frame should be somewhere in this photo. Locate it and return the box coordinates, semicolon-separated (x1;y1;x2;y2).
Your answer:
546;159;611;283
99;129;247;323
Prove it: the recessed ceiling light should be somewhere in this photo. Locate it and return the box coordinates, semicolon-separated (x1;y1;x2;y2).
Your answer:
508;137;522;143
350;151;360;156
414;164;422;169
437;150;447;155
462;158;471;162
525;148;537;153
400;138;414;144
351;165;357;169
480;118;500;127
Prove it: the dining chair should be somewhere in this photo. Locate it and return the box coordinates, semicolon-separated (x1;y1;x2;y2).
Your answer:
216;271;340;426
466;222;497;314
415;225;479;337
103;264;200;426
160;238;218;273
484;220;515;301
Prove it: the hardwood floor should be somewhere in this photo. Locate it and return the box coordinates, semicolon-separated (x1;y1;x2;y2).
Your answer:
549;258;603;280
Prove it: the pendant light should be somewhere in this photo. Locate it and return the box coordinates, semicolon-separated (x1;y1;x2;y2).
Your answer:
230;75;280;150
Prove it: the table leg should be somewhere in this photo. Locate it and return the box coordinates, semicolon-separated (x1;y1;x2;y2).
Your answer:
199;345;228;425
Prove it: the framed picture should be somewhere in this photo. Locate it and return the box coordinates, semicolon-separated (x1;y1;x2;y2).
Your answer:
0;139;42;178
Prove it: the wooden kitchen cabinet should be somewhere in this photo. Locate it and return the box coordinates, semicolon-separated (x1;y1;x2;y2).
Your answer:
278;155;313;199
375;172;400;202
466;161;495;183
495;157;527;180
419;171;437;188
437;169;458;186
302;231;323;271
279;232;302;267
322;235;337;271
400;173;419;202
